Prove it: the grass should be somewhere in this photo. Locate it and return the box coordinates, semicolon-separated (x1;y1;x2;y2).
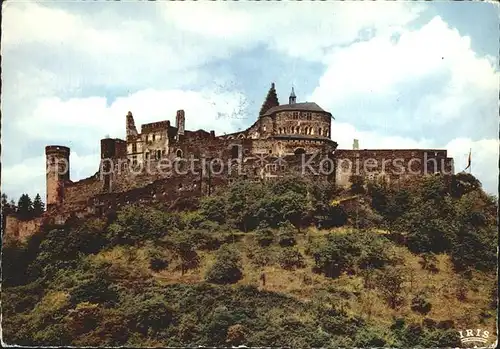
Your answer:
89;228;497;335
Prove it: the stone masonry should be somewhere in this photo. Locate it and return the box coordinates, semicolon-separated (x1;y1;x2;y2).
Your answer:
4;83;454;241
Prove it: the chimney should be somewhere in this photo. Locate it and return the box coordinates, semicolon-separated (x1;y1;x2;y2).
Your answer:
353;139;359;150
176;110;185;137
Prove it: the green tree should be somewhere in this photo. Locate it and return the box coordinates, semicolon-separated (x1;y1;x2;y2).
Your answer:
32;194;45;216
375;266;406;309
349;175;365;194
17;193;34;220
206;244;242;284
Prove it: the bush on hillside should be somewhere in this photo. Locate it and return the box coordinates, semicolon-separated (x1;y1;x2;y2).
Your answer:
255;226;274;247
205;245;243;284
411;293;432;315
277;248;305;270
311;231;394;278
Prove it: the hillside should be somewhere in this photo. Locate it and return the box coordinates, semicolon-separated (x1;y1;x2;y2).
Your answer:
1;173;497;347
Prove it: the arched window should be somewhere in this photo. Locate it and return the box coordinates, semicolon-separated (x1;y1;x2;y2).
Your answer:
294;148;306;155
230;145;239;159
176;149;183;158
318;127;322;136
157;150;161;159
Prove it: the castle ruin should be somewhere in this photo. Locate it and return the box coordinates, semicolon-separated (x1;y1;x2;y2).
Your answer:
4;83;454;241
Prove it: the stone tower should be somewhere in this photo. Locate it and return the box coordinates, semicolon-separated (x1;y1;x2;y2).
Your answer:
289;87;296;105
45;145;70;208
176;110;185;137
126;111;138;138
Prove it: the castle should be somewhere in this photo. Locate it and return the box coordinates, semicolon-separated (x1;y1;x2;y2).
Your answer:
4;83;454;241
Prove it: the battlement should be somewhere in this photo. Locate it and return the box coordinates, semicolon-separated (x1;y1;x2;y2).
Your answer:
141;120;171;133
45;145;70;156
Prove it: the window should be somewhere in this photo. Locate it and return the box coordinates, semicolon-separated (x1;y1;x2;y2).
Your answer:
152;134;156;141
293;112;299;119
132;143;137;153
145;152;149;160
318;127;322;136
176;149;183;158
132;155;137;166
263;125;267;132
230;145;239;159
157;150;161;159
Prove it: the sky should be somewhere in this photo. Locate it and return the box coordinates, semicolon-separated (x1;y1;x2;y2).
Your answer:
1;1;499;202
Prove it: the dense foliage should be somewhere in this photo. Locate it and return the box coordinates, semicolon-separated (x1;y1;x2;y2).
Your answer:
1;173;497;346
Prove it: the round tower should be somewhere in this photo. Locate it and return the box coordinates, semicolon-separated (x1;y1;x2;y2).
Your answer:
45;145;70;208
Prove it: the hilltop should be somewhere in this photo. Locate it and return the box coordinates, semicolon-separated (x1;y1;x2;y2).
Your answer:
1;173;497;347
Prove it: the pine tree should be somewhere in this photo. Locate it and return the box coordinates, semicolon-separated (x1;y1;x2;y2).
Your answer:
33;193;45;217
1;193;8;207
17;194;34;220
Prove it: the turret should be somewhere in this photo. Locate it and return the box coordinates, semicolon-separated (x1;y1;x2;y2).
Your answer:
45;145;70;208
289;87;296;105
176;110;185;138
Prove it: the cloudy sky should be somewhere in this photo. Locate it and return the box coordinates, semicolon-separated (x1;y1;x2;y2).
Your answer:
2;1;499;201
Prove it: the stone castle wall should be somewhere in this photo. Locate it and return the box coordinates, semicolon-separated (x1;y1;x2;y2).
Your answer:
334;149;454;187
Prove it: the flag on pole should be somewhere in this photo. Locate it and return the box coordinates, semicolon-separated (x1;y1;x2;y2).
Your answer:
464;149;471;171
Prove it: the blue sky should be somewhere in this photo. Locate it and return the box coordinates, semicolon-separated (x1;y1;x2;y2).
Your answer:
2;1;499;201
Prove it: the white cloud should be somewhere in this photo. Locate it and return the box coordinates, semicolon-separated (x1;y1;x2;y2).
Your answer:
311;15;499;142
1;151;100;201
162;2;426;61
445;138;499;193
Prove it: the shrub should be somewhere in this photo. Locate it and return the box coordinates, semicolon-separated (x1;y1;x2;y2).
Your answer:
277;224;296;247
131;296;173;335
226;324;246;345
419;253;439;273
353;327;386;347
250;248;275;267
311;231;394;278
206;245;243;284
277;248;305;270
256;227;274;247
411;293;432;314
150;257;168;272
375;266;406;309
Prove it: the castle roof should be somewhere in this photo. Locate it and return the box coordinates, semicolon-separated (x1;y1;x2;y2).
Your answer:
262;102;330;116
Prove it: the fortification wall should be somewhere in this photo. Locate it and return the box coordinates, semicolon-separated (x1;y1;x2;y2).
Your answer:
4;215;44;242
334;149;454;187
64;174;102;206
